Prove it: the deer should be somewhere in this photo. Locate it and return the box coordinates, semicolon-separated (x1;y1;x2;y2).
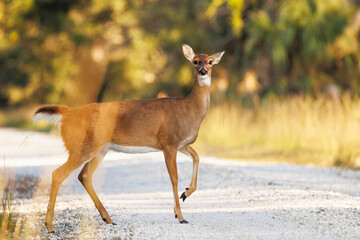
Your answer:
33;44;224;232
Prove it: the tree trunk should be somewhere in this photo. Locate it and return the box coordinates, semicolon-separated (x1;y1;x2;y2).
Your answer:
63;42;109;106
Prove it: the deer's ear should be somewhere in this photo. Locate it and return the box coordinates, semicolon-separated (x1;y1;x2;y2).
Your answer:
182;44;195;62
210;51;225;65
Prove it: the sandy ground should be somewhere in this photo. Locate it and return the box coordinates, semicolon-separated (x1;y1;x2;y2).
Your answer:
1;128;360;240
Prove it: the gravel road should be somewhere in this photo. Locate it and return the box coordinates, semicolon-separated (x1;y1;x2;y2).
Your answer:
1;128;360;239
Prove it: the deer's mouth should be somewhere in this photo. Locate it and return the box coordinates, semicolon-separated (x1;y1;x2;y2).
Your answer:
199;68;208;75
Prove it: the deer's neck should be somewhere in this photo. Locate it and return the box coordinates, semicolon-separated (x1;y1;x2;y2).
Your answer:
187;74;211;118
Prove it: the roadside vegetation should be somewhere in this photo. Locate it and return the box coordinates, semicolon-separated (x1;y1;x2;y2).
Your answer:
195;95;360;168
0;164;27;239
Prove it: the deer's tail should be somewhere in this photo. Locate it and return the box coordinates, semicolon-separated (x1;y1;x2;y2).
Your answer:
33;105;69;126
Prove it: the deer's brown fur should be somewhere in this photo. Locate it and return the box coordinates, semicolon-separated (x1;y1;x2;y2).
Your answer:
34;44;224;231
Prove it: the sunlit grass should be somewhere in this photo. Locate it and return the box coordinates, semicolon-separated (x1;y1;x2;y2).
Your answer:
195;95;360;168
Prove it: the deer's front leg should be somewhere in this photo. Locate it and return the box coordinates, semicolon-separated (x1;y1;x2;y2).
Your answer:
179;146;199;202
163;148;188;224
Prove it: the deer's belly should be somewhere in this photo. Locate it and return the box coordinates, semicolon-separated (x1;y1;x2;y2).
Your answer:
109;142;159;154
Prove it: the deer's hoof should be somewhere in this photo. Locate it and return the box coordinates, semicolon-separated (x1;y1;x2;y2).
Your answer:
180;192;187;202
45;222;54;233
102;217;114;225
179;219;189;224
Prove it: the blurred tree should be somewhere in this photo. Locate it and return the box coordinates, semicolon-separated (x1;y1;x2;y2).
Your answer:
0;0;168;107
246;0;352;95
0;0;359;108
207;0;359;97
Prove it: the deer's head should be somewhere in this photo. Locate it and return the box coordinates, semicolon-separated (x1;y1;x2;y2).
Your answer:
182;44;224;87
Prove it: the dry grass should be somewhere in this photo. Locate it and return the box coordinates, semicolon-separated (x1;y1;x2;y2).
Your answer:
0;169;27;239
195;95;360;168
2;96;360;168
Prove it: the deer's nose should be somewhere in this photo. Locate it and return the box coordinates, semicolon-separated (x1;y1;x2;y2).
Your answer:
199;68;208;75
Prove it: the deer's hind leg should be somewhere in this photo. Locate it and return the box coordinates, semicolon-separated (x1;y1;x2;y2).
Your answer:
45;153;87;232
78;145;115;225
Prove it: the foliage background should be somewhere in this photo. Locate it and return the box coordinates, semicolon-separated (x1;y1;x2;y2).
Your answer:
1;0;360;167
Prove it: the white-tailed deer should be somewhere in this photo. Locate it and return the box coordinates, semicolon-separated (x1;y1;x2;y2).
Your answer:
34;44;224;232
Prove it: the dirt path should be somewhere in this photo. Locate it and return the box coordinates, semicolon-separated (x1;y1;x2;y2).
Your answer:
1;128;360;239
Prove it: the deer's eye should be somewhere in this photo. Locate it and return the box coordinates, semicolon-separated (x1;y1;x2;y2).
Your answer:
209;60;213;65
193;60;198;65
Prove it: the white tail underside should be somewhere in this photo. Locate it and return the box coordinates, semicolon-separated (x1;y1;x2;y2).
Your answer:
33;113;62;125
